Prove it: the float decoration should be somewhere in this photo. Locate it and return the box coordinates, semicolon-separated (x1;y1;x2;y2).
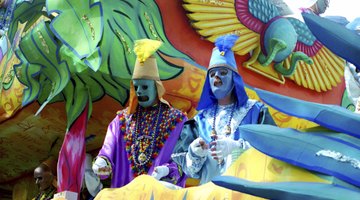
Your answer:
212;176;360;200
182;0;345;92
5;0;205;196
211;89;360;198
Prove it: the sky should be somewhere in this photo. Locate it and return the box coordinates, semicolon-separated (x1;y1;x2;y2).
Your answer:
323;0;358;21
283;0;359;22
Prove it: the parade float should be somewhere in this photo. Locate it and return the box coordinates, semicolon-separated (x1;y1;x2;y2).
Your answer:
0;0;358;199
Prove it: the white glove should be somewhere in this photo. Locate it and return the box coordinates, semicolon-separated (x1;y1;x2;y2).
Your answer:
85;154;103;196
211;136;241;160
151;166;170;180
92;157;111;176
190;138;208;158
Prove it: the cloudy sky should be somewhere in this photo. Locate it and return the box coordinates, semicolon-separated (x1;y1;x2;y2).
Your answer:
282;0;358;21
323;0;358;21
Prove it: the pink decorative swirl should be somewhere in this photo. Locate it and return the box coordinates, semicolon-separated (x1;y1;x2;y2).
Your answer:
295;40;323;57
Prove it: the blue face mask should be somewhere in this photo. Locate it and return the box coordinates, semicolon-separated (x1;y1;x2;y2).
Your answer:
133;79;158;108
209;67;234;99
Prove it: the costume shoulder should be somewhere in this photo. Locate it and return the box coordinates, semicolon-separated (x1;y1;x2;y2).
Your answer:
168;105;187;121
115;107;131;124
116;107;129;117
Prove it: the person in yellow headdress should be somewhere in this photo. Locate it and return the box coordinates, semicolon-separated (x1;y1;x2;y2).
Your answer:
92;39;188;188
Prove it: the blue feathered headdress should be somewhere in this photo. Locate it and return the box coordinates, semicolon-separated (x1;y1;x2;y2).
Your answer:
209;34;239;72
215;34;239;56
197;34;248;110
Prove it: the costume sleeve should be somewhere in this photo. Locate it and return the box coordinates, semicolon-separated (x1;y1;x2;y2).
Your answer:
157;116;188;187
258;105;276;125
97;115;120;178
171;119;206;179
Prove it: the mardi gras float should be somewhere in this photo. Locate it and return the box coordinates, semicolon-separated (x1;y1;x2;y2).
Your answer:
0;0;358;199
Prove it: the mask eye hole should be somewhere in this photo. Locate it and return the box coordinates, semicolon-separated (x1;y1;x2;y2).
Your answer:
220;69;228;76
142;85;148;90
356;68;360;73
209;70;215;78
134;86;138;91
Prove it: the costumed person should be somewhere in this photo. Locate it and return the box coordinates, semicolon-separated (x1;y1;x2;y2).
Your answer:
92;39;187;188
33;157;57;200
171;34;275;185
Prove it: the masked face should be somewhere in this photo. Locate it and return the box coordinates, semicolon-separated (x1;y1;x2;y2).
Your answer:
133;79;158;108
34;165;54;192
209;67;234;99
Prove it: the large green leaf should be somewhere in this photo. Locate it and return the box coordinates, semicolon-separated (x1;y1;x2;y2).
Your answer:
60;44;129;105
97;0;135;78
7;0;46;43
14;49;42;106
59;45;88;74
62;75;91;130
46;0;103;71
77;70;104;102
99;0;190;80
90;71;130;105
18;20;70;114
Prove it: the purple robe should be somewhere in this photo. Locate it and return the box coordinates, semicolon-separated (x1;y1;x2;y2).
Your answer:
97;103;187;188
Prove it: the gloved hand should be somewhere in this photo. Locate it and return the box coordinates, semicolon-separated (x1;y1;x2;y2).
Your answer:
85;154;103;196
151;165;170;180
210;136;242;160
190;137;209;158
92;157;112;176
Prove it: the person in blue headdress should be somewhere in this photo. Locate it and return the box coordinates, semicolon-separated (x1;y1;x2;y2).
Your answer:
170;34;275;185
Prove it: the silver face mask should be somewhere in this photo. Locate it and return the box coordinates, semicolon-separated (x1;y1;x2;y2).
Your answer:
133;79;158;108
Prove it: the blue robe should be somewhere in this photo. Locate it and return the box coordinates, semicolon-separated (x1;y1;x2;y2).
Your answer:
171;99;274;185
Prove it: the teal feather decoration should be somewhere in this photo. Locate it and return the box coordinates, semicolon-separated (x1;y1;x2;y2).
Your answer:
214;34;239;54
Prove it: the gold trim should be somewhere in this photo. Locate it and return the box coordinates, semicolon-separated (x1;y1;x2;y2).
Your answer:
115;29;132;54
144;12;160;41
37;31;50;54
82;15;95;40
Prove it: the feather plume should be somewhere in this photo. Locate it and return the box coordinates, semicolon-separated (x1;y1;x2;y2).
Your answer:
134;39;163;63
214;34;239;55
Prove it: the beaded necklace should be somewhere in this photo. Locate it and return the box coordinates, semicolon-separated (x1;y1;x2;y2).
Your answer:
35;186;56;200
122;104;183;176
211;103;236;138
131;103;162;167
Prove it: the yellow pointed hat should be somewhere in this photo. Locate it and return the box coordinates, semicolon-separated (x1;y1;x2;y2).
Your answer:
128;39;168;114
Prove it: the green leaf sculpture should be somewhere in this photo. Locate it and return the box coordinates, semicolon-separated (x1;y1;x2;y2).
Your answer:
14;50;42;106
99;0;190;80
18;20;70;114
12;0;194;129
62;75;91;131
7;0;46;43
46;0;103;71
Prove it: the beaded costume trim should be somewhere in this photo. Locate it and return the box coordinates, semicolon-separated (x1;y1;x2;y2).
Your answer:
118;104;185;177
